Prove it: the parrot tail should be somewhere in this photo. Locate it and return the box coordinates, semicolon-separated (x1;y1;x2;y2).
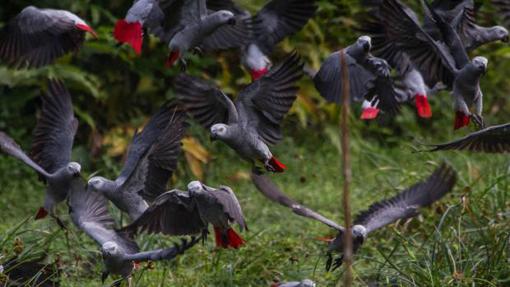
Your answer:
453;111;470;130
165;50;180;68
113;19;143;55
267;156;287;173
415;94;432;118
360;107;380;120
214;227;245;249
35;207;48;220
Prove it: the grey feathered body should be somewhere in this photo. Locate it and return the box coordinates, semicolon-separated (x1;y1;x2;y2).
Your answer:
44;169;76;210
222;125;271;163
453;64;483;113
103;254;133;278
194;193;231;230
101;180;149;221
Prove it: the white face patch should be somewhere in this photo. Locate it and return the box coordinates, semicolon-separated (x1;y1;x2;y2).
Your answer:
352;225;367;238
211;124;228;137
358;35;372;49
473;56;488;68
102;241;118;254
187;181;203;193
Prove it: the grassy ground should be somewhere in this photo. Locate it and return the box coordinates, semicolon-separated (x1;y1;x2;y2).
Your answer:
1;106;510;286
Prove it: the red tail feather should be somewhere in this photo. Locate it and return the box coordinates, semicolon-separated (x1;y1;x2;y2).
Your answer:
267;156;287;173
250;67;268;81
113;19;143;55
415;94;432;118
165;50;180;68
35;207;48;220
360;107;380;120
454;111;470;130
213;227;245;249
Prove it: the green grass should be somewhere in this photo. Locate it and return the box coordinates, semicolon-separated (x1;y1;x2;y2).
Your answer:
1;111;510;286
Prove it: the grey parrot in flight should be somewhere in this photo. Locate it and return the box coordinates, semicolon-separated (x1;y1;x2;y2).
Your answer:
68;177;200;286
204;0;317;80
87;104;186;221
425;122;510;153
380;0;488;130
0;6;97;68
122;181;247;249
325;162;457;271
175;52;303;173
313;35;400;121
114;0;250;68
0;80;80;225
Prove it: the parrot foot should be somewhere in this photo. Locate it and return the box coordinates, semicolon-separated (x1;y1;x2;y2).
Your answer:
263;160;276;172
471;114;485;130
179;59;188;72
192;47;203;56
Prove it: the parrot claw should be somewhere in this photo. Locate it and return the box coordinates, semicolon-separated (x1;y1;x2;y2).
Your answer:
179;59;188;72
331;256;344;271
325;253;333;271
192;47;203;56
251;166;264;175
471;114;485;130
263;160;276;172
52;215;66;230
201;229;209;245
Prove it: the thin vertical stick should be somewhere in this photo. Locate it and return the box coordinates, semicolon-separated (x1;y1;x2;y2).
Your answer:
339;49;353;287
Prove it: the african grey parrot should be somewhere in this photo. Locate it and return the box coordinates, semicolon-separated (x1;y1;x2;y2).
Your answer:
122;181;247;249
0;6;97;68
423;0;508;51
313;35;400;120
114;0;249;67
68;177;199;285
175;52;303;173
87;104;186;221
204;0;317;80
0;80;80;224
272;279;316;287
325;162;457;271
425;122;510;153
381;0;488;130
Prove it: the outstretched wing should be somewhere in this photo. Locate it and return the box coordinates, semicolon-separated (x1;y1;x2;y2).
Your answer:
68;177;139;254
122;236;200;262
251;0;318;54
31;80;78;174
314;50;375;104
251;172;345;231
205;185;247;230
237;52;303;145
141;109;187;202
200;16;253;51
380;0;458;87
115;104;173;188
122;190;207;236
427;123;510;153
354;162;457;234
174;74;230;129
0;6;88;68
0;131;50;178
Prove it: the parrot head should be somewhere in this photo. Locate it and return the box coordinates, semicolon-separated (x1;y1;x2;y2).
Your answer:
87;176;110;193
101;241;120;256
210;124;229;141
213;10;236;25
472;56;488;75
66;162;81;177
188;181;204;195
357;35;372;52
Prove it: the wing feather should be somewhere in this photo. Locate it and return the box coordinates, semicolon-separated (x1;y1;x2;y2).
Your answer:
354;162;457;234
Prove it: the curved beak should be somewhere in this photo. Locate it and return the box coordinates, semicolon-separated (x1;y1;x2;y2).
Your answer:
503;35;509;43
210;134;217;142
